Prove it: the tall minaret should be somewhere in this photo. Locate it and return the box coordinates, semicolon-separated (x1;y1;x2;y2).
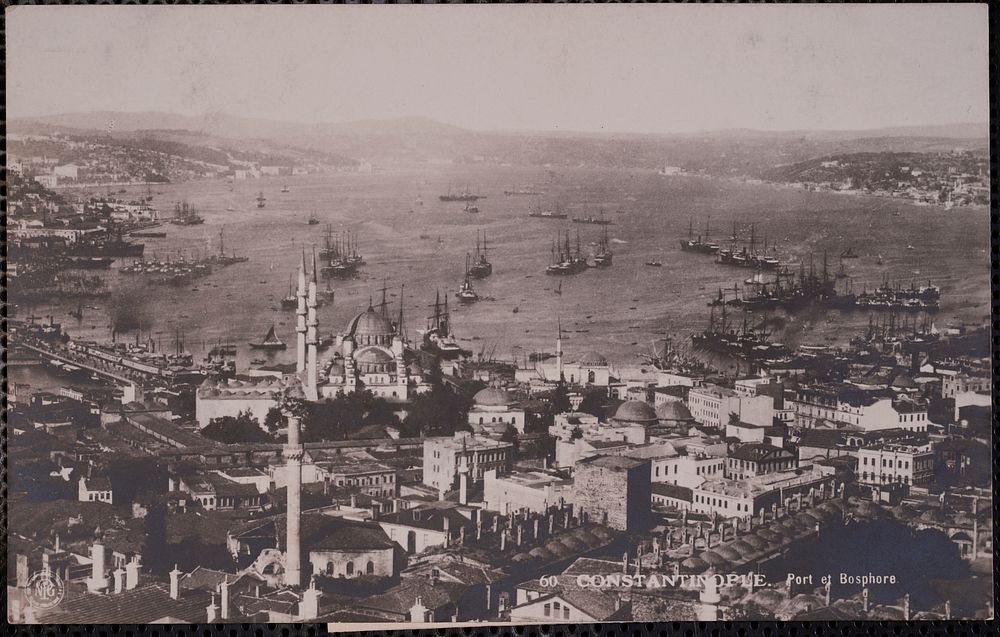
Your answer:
556;318;564;382
281;392;305;588
295;251;307;374
305;252;319;400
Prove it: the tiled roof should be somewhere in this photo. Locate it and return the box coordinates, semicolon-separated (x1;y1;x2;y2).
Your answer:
38;583;212;624
358;578;466;616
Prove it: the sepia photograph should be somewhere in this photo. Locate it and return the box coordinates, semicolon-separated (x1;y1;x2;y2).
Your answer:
4;3;993;625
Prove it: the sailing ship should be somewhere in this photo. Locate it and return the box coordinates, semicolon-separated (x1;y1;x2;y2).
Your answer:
213;227;249;265
281;275;297;309
281;185;290;193
456;254;479;303
468;231;493;278
545;231;588;275
593;225;614;267
170;201;204;226
256;192;267;209
249;325;286;350
679;216;720;254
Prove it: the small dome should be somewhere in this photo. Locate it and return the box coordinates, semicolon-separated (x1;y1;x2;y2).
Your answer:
529;547;555;561
754;529;782;544
655;401;693;422
576;351;608;366
473;386;515;407
680;556;708;573
730;540;757;557
715;545;742;561
700;551;730;569
741;535;768;550
613;400;658;424
346;307;396;338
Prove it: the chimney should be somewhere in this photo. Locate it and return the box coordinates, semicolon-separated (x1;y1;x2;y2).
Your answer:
532;518;540;539
16;554;29;588
409;596;429;623
516;524;523;547
500;530;507;551
393;498;400;513
443;516;451;547
220;578;230;620
459;472;468;505
548;514;554;535
206;594;219;623
169;564;182;600
125;557;140;590
87;542;109;593
298;580;322;620
112;566;126;594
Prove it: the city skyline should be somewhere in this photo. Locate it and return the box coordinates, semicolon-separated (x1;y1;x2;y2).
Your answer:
7;4;989;135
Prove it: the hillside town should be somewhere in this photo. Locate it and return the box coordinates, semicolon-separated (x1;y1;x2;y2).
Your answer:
8;253;993;622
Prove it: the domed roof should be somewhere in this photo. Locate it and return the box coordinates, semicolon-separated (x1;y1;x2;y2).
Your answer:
576;351;608;366
590;527;615;541
754;529;782;544
730;540;757;557
699;551;730;569
613;400;658;424
680;556;708;573
473;386;515;407
656;401;693;422
355;348;394;364
741;535;769;550
346;307;396;338
715;545;742;561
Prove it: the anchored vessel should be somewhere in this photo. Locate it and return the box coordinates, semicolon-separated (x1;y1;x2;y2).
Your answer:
679;216;720;254
468;232;493;279
249;325;286;350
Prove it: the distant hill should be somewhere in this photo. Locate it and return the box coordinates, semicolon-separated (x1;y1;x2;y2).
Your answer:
9;111;989;173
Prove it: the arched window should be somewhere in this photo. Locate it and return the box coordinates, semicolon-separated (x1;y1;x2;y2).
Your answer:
543;603;551;617
346;561;354;576
366;560;375;575
326;562;334;575
588;371;596;384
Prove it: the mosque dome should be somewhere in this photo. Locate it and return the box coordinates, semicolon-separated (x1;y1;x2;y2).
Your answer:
346;307;396;340
473;386;515;407
655;401;693;422
356;348;394;365
576;351;608;366
613;400;658;424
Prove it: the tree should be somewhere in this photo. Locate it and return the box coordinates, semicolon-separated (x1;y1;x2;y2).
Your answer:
402;382;473;438
263;407;285;435
201;409;272;444
570;425;584;440
549;382;571;415
301;391;400;442
576;388;608;418
500;424;520;456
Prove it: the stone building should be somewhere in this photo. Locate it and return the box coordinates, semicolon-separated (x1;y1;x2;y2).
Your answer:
571;455;651;531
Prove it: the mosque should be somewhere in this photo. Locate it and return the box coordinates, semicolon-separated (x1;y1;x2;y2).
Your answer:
196;255;431;426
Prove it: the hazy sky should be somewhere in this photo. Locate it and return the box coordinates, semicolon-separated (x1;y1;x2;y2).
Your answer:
6;4;989;134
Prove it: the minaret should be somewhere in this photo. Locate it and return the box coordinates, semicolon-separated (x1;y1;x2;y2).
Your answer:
305;252;319;400
295;251;307;374
281;393;306;588
556;318;564;382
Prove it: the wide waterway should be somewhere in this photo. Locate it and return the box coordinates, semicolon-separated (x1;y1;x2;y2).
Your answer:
15;165;991;371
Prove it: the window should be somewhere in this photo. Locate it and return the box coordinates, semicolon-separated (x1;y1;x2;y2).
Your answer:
564;607;570;620
326;562;335;575
346;561;354;576
366;560;375;575
543;604;551;617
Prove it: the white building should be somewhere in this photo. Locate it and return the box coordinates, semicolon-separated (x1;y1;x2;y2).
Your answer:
422;432;513;494
468;386;526;434
483;469;572;514
857;442;935;488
